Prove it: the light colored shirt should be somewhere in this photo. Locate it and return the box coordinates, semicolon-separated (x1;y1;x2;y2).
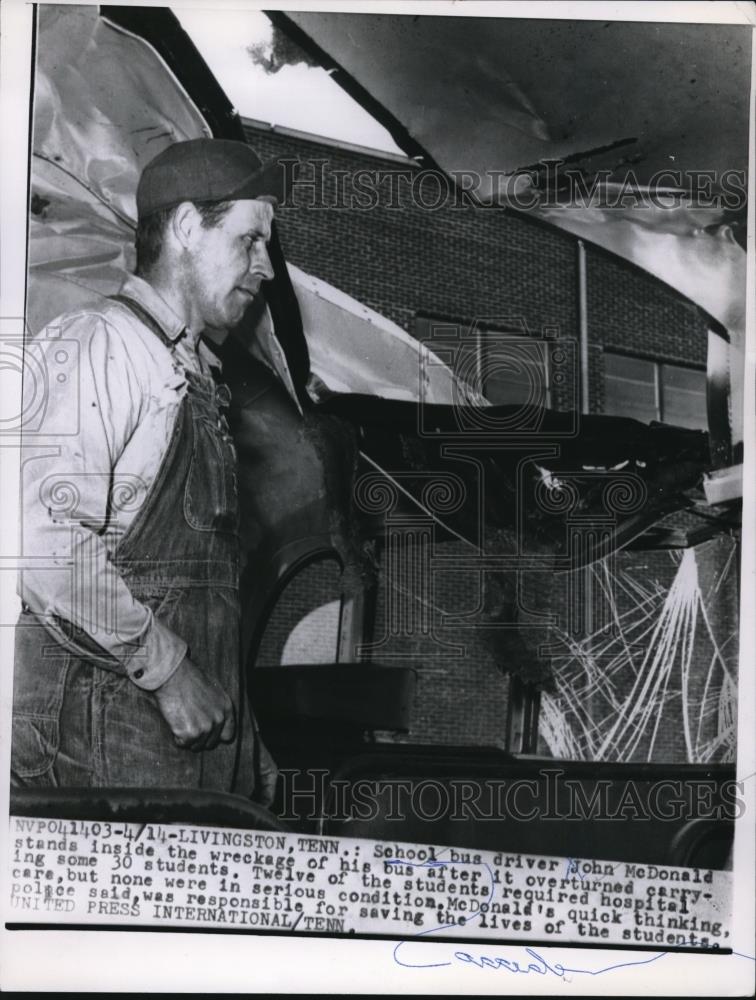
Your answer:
19;274;223;691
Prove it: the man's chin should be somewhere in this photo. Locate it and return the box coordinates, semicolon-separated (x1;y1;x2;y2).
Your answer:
202;325;231;346
209;307;247;335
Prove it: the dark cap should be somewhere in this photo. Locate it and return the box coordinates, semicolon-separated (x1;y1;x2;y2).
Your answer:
136;138;290;219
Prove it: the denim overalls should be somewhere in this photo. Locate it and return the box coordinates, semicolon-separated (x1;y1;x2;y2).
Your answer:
11;296;257;794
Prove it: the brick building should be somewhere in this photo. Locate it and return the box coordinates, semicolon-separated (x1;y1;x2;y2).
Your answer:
245;117;708;420
245;118;735;764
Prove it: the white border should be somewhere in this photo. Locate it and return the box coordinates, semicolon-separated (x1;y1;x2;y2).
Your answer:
1;0;754;993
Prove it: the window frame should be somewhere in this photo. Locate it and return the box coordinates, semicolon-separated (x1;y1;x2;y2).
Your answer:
603;348;707;428
414;311;554;409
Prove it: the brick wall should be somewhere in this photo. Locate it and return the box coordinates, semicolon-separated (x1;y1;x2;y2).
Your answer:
245;120;710;387
587;249;707;367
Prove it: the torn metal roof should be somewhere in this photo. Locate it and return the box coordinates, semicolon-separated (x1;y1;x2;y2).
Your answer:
273;13;750;191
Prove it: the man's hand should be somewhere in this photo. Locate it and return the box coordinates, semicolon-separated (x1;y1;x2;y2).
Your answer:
153;656;235;751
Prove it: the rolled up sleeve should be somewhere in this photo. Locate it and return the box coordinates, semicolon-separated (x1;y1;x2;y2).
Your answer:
19;313;186;691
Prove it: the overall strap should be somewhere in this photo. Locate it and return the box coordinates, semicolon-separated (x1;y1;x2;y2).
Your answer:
109;293;178;350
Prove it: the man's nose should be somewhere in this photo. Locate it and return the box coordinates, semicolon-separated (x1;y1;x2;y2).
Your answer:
253;245;275;282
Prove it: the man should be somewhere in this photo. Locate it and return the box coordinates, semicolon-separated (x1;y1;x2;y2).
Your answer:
12;138;281;802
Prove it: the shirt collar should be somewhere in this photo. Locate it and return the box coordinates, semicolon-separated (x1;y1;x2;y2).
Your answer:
119;274;186;343
120;274;223;374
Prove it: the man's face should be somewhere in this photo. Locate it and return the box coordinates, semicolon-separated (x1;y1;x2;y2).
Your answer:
188;198;275;331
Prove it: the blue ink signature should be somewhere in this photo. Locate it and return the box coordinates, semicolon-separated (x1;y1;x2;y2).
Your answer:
453;947;666;977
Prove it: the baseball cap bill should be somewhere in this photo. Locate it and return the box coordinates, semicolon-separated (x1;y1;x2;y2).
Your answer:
136;138;290;219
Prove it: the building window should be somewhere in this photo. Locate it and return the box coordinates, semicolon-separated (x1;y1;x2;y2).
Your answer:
603;351;707;429
414;314;552;408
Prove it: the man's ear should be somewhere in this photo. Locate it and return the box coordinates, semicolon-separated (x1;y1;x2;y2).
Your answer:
170;202;200;251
